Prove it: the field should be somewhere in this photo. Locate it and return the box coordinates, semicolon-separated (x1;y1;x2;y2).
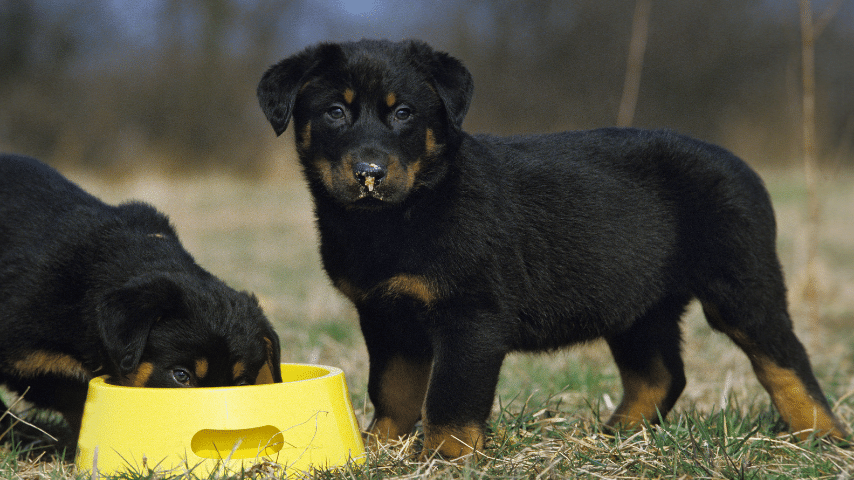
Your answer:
2;164;854;478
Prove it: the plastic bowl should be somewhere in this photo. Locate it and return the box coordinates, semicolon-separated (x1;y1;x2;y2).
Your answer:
75;363;365;477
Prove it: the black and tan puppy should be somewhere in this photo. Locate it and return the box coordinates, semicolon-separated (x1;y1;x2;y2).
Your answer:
257;39;849;457
0;154;282;448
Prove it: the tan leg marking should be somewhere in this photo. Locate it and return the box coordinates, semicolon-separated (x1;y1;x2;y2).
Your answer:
12;351;91;381
368;356;431;445
751;355;849;440
607;354;672;429
703;303;850;441
422;423;484;459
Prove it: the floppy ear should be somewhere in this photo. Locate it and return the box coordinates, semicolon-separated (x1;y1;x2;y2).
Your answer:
97;275;184;376
407;40;474;130
257;43;343;136
256;332;282;384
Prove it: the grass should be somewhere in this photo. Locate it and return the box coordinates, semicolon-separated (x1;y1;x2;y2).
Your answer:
2;166;854;478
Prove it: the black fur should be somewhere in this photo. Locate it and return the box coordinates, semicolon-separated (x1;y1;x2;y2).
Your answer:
0;154;282;450
258;39;849;457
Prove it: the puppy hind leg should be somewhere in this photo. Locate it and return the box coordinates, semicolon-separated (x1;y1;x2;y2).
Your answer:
605;298;688;431
702;301;850;440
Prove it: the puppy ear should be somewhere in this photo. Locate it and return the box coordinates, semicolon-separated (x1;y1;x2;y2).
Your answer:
257;43;342;136
408;41;474;130
97;275;183;376
256;332;282;384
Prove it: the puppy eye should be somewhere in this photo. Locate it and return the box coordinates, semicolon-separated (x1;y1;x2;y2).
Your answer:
326;106;346;120
235;378;252;386
394;107;412;121
172;368;191;385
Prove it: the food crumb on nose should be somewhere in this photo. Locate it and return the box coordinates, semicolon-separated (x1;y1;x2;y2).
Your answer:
365;176;375;191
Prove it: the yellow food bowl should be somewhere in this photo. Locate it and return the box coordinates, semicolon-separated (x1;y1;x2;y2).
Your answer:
75;363;365;477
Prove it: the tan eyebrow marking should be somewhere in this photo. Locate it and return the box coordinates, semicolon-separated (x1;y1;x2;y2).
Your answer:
233;361;246;380
127;362;154;387
195;358;209;379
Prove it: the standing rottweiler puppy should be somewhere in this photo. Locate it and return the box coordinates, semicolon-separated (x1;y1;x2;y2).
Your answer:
0;154;282;449
257;39;849;458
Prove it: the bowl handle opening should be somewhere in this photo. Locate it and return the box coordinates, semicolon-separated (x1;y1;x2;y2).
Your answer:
191;425;284;459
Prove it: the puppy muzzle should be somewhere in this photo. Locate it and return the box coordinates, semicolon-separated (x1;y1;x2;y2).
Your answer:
353;162;387;193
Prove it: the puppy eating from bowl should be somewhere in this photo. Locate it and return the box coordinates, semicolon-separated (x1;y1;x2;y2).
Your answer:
0;154;282;451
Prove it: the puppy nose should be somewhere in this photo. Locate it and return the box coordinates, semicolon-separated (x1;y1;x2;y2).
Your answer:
353;162;387;191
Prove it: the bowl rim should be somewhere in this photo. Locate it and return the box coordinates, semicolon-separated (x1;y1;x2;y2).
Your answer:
88;363;342;392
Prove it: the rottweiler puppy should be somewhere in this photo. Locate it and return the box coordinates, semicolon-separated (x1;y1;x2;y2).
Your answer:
0;154;282;449
257;39;849;458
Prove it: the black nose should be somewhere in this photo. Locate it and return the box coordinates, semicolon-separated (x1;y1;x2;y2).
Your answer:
353;162;387;189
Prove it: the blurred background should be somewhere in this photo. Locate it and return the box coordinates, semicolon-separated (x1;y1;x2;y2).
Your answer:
1;0;852;177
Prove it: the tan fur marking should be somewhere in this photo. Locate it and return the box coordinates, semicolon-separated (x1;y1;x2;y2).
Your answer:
752;355;849;440
195;358;209;379
703;311;850;440
255;363;274;385
607;354;672;429
425;128;441;155
384;155;416;193
369;356;431;445
422;422;484;458
313;156;335;192
385;92;396;107
367;418;406;448
298;120;311;150
126;362;154;387
335;274;437;307
381;274;438;306
13;351;91;381
344;88;355;104
255;337;277;384
232;361;246;381
406;159;422;190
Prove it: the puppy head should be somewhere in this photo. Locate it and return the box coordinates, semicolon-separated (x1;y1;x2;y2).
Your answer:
257;39;473;208
96;273;281;388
